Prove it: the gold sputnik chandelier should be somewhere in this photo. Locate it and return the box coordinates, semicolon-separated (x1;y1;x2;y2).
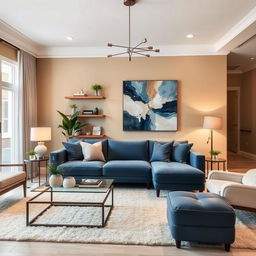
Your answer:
107;0;160;61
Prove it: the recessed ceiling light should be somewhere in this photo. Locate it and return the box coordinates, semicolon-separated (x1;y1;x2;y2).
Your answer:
186;34;194;39
66;36;73;41
250;57;254;60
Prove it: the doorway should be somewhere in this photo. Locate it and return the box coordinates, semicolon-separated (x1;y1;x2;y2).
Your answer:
227;87;240;153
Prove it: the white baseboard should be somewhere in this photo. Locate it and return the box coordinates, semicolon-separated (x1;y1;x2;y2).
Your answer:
238;151;256;160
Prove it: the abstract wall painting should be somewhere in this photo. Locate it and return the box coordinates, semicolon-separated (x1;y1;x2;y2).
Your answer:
123;80;178;131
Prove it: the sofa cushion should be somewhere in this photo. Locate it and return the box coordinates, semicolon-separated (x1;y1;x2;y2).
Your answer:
80;141;105;161
167;191;235;227
0;171;26;189
62;142;83;161
103;160;152;178
58;161;104;176
171;143;193;163
107;140;148;161
242;169;256;186
151;161;204;184
150;141;173;162
68;139;108;160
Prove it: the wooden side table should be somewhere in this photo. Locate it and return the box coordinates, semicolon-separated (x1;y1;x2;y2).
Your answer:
205;157;226;177
24;157;49;186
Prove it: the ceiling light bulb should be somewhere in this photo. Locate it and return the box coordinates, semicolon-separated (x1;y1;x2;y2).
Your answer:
66;36;73;41
186;34;194;39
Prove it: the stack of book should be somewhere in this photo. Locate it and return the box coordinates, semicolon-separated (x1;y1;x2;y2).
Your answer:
79;179;103;188
82;110;94;115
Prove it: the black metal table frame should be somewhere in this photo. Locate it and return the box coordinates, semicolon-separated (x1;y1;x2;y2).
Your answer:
24;158;49;186
26;185;114;228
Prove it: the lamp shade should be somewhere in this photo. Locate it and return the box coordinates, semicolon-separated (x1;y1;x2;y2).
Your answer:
203;116;222;130
30;127;51;141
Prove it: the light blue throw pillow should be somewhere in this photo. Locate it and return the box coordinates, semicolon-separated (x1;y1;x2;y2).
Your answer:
150;141;174;162
171;143;193;163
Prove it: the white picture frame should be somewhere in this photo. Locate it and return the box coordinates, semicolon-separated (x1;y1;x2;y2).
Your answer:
92;126;101;135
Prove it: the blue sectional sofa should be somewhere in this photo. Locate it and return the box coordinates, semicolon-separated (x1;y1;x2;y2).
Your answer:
50;139;205;196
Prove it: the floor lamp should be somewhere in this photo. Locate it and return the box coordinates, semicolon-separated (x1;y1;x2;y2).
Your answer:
203;116;222;170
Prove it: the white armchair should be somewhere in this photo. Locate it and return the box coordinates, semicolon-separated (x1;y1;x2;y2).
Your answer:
206;169;256;211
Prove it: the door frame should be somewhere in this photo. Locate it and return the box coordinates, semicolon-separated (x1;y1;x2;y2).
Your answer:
227;87;240;153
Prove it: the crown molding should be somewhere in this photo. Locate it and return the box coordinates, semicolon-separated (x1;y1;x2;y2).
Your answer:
0;19;42;57
215;6;256;51
37;44;228;58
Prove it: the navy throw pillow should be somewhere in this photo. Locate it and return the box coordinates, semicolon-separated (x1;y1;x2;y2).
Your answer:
62;142;83;161
150;141;174;162
171;143;193;163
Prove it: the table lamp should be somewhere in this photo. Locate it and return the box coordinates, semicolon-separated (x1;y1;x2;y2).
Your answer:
203;116;222;161
30;127;51;159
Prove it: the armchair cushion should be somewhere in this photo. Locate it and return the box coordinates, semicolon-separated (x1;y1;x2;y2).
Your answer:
242;169;256;186
0;171;26;189
206;179;238;194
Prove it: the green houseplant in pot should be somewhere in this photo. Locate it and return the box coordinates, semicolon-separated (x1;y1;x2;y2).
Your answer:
27;150;36;160
209;150;221;160
48;163;63;187
57;110;87;140
92;84;102;96
70;104;78;115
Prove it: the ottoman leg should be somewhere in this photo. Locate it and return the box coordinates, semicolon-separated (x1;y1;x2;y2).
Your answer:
175;240;181;249
156;189;160;197
225;244;230;252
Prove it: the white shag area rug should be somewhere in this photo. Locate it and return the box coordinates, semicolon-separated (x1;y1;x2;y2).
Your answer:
0;187;256;249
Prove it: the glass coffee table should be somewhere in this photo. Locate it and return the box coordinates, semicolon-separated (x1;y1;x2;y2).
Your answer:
26;179;114;228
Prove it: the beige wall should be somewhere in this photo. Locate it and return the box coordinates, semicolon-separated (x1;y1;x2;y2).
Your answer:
37;56;227;158
240;68;256;154
227;73;242;87
227;69;256;154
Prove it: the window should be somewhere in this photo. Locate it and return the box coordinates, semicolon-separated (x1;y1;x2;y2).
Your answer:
0;57;18;163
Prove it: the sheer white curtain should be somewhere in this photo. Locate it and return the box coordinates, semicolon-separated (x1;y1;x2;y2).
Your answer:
18;50;37;161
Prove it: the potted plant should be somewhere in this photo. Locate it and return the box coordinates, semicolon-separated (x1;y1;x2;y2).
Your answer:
92;84;102;96
48;163;63;187
27;150;36;160
57;110;87;140
209;150;221;160
70;104;78;115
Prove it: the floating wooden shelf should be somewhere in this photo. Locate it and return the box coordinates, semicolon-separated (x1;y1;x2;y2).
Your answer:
65;96;105;99
67;114;105;118
69;135;106;139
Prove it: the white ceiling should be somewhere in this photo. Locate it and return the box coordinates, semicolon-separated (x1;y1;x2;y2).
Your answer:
0;0;256;57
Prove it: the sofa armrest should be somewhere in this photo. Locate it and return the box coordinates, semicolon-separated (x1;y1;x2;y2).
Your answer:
221;183;256;209
50;149;67;166
189;150;205;172
208;171;243;183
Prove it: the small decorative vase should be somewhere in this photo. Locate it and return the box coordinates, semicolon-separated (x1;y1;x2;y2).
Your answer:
63;177;76;188
95;89;101;96
29;155;36;161
49;174;63;187
213;155;218;160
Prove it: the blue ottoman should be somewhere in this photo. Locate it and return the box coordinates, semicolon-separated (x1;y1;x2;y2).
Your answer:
167;191;235;251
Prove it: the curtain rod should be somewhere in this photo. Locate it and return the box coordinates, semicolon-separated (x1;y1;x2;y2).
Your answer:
0;38;20;51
